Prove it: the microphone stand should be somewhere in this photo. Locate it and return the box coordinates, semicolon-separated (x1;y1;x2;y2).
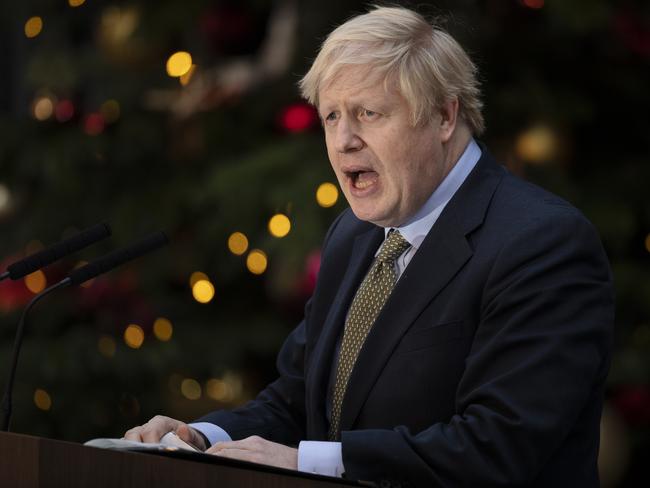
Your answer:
1;278;71;432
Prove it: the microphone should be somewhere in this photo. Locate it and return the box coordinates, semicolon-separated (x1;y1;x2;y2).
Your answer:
0;223;111;282
1;231;169;432
68;231;168;286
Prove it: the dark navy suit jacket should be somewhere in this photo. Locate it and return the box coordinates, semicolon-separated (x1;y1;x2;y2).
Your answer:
199;149;614;487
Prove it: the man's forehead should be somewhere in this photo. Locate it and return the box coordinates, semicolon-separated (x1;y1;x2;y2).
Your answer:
318;65;396;104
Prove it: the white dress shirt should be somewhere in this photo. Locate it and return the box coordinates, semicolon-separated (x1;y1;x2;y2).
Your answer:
192;139;482;477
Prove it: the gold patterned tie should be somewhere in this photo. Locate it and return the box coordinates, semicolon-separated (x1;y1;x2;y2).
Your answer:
328;230;411;441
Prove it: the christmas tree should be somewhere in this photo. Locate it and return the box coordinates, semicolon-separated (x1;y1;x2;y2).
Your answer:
0;1;648;485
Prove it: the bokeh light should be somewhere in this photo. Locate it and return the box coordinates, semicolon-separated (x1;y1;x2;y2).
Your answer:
153;317;173;341
280;103;318;133
166;51;193;77
246;249;268;275
181;378;201;400
522;0;544;9
34;389;52;411
24;270;47;294
55;99;75;122
189;271;208;287
192;279;215;303
206;378;234;402
645;233;650;254
69;0;86;7
268;214;291;238
316;182;339;208
33;97;54;121
25;17;43;38
98;335;116;358
84;113;105;136
228;232;249;255
515;125;557;163
124;324;144;349
180;64;197;86
100;99;120;123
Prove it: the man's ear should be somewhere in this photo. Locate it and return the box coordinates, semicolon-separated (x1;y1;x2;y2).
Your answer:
438;98;459;142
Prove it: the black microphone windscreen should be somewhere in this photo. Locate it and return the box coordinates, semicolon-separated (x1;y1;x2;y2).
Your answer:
68;231;168;286
6;223;111;280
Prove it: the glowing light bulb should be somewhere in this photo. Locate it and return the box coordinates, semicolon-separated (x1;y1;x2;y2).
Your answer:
316;182;339;208
166;51;193;77
124;324;144;349
25;17;43;38
192;279;215;303
181;378;201;400
34;389;52;411
246;249;268;275
24;270;46;294
228;232;249;255
268;214;291;238
153;317;173;341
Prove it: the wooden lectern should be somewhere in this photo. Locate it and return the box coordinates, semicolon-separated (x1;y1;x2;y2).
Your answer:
0;431;361;488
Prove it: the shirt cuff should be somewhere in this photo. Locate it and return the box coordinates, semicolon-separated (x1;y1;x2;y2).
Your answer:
298;441;344;478
189;422;232;447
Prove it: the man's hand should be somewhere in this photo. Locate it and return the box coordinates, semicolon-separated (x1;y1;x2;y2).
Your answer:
123;415;207;451
206;436;298;470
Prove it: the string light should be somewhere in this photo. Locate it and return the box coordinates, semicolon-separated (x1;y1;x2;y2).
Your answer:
34;389;52;411
522;0;544;9
24;270;46;294
98;335;116;357
515;124;557;164
180;64;197;86
206;378;234;402
228;232;249;255
100;100;120;123
124;324;144;349
246;249;268;275
24;17;43;39
181;378;201;400
153;317;173;341
316;182;339;208
192;279;215;303
84;113;105;135
268;214;291;238
32;96;54;121
166;51;193;77
55;99;75;122
189;271;208;287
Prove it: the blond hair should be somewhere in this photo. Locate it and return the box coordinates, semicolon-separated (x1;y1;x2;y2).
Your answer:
299;6;485;135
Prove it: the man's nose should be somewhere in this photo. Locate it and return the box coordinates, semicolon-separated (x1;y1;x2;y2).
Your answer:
333;117;363;153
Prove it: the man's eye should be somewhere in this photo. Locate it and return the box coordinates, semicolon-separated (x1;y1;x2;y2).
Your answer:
363;109;379;119
325;112;337;122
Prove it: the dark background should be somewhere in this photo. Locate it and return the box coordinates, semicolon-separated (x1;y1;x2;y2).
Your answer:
0;1;648;486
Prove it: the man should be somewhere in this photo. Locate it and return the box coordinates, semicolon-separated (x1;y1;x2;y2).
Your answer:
126;6;614;487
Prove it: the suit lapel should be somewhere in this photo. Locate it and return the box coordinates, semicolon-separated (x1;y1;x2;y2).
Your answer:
338;151;505;432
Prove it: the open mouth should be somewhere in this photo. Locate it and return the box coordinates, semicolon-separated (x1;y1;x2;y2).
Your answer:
345;170;378;190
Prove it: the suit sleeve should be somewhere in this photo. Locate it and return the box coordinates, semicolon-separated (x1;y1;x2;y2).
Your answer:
195;210;349;445
341;207;614;486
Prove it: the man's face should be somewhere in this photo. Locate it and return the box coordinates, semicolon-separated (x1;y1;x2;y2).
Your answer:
318;66;454;228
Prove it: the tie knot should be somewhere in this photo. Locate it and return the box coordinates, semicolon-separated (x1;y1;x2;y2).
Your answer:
376;230;410;264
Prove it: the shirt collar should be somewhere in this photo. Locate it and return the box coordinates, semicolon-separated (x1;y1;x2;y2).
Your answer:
385;138;482;249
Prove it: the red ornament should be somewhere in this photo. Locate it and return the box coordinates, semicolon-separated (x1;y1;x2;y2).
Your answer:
55;99;75;122
611;385;650;426
279;103;318;133
84;113;105;136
